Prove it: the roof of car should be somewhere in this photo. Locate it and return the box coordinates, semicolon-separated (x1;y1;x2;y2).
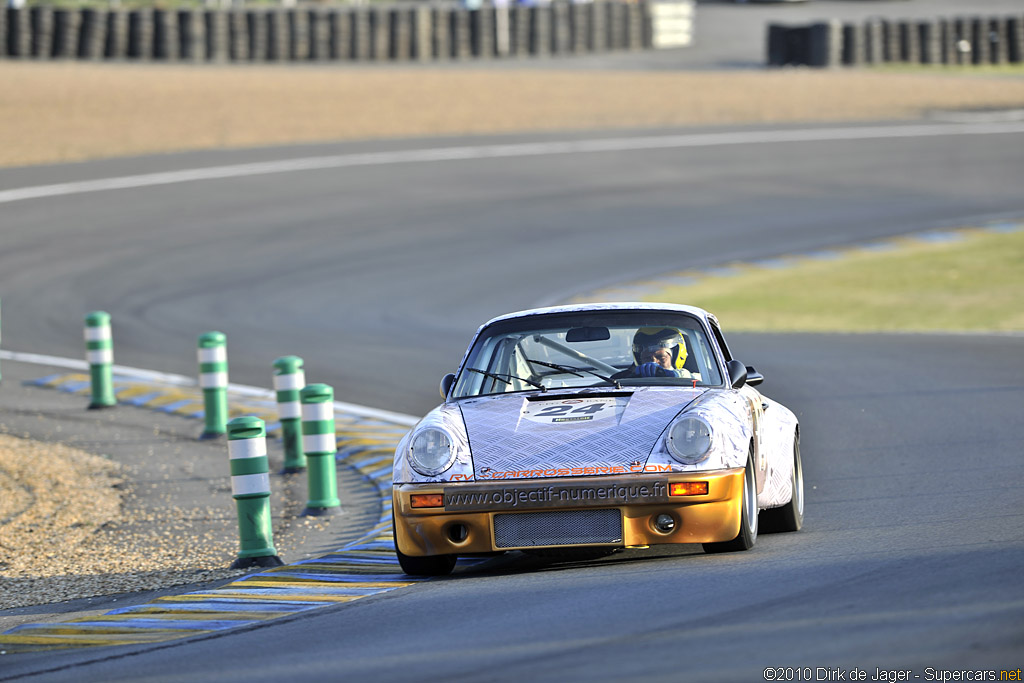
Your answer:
481;302;715;328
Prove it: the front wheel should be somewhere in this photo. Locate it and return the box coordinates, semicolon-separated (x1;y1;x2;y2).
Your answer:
392;517;457;577
703;449;758;554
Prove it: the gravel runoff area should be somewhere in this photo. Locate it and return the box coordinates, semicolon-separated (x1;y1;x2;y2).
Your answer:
1;63;1023;168
0;358;382;632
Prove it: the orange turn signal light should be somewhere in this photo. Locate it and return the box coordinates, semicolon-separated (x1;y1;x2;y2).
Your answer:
669;482;708;496
410;494;445;509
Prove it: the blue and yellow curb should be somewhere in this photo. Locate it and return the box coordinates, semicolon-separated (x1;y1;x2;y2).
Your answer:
0;372;462;654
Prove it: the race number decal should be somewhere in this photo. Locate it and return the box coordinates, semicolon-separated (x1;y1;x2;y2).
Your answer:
522;397;618;425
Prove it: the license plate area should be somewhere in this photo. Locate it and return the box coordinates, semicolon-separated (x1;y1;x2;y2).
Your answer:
493;509;623;549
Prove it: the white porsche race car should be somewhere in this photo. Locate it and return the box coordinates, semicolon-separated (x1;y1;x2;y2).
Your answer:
392;302;803;576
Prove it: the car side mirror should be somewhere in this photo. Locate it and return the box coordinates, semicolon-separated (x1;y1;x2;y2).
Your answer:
440;373;456;399
726;360;747;389
745;366;764;387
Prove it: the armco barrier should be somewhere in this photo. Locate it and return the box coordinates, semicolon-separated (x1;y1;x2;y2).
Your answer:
1;1;692;62
769;13;1024;68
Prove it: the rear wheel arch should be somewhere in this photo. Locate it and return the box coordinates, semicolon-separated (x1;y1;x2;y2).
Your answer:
760;427;803;534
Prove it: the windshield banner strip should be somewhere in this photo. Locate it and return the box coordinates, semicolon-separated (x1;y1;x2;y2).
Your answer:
444;479;670;512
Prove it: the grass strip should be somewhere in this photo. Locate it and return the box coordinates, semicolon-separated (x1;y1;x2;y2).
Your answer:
646;228;1024;333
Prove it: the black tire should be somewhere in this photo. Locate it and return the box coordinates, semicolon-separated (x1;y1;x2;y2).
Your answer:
392;516;457;577
760;430;804;534
703;448;758;554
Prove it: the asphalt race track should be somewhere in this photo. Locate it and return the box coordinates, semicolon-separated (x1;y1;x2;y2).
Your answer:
1;120;1023;679
3;121;1024;416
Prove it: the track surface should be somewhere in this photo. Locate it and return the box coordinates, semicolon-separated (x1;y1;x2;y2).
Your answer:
2;120;1023;679
3;121;1024;416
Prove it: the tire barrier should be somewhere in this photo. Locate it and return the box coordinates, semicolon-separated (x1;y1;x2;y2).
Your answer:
301;383;341;516
273;355;307;474
84;311;116;410
551;1;569;55
0;1;692;62
153;9;178;61
768;13;1024;68
227;416;284;569
29;6;52;59
79;8;104;60
449;6;470;59
198;331;229;440
127;9;153;60
6;7;30;58
104;10;127;60
227;10;247;61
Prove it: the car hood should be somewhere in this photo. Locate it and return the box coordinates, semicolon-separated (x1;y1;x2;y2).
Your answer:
457;387;703;480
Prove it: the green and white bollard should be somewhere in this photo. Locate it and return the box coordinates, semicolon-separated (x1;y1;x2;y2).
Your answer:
300;383;341;516
85;311;116;409
198;331;228;440
273;355;306;474
227;416;283;569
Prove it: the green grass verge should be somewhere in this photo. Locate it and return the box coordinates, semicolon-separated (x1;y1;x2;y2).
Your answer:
646;228;1024;333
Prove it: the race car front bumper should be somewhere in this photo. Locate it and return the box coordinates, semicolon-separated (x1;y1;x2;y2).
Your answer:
393;469;744;557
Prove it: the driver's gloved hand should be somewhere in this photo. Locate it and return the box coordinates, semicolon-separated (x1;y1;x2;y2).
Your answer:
637;363;662;377
637;363;680;378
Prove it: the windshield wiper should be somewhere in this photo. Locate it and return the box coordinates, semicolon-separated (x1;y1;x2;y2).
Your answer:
525;358;622;390
466;368;546;392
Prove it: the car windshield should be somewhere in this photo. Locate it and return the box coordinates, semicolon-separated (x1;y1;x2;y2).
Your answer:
451;311;724;399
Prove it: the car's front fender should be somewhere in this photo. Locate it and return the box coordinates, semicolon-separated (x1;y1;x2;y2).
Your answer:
392;404;475;484
645;390;754;473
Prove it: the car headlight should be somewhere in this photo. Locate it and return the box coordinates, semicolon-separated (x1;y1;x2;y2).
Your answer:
408;428;456;476
666;416;713;465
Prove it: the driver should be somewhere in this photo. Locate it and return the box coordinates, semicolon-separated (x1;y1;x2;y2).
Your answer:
615;327;694;379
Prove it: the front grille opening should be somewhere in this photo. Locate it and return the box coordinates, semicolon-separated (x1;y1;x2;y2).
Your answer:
493;509;622;549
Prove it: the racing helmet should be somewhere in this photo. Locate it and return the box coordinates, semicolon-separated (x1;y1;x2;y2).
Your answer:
632;327;688;371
